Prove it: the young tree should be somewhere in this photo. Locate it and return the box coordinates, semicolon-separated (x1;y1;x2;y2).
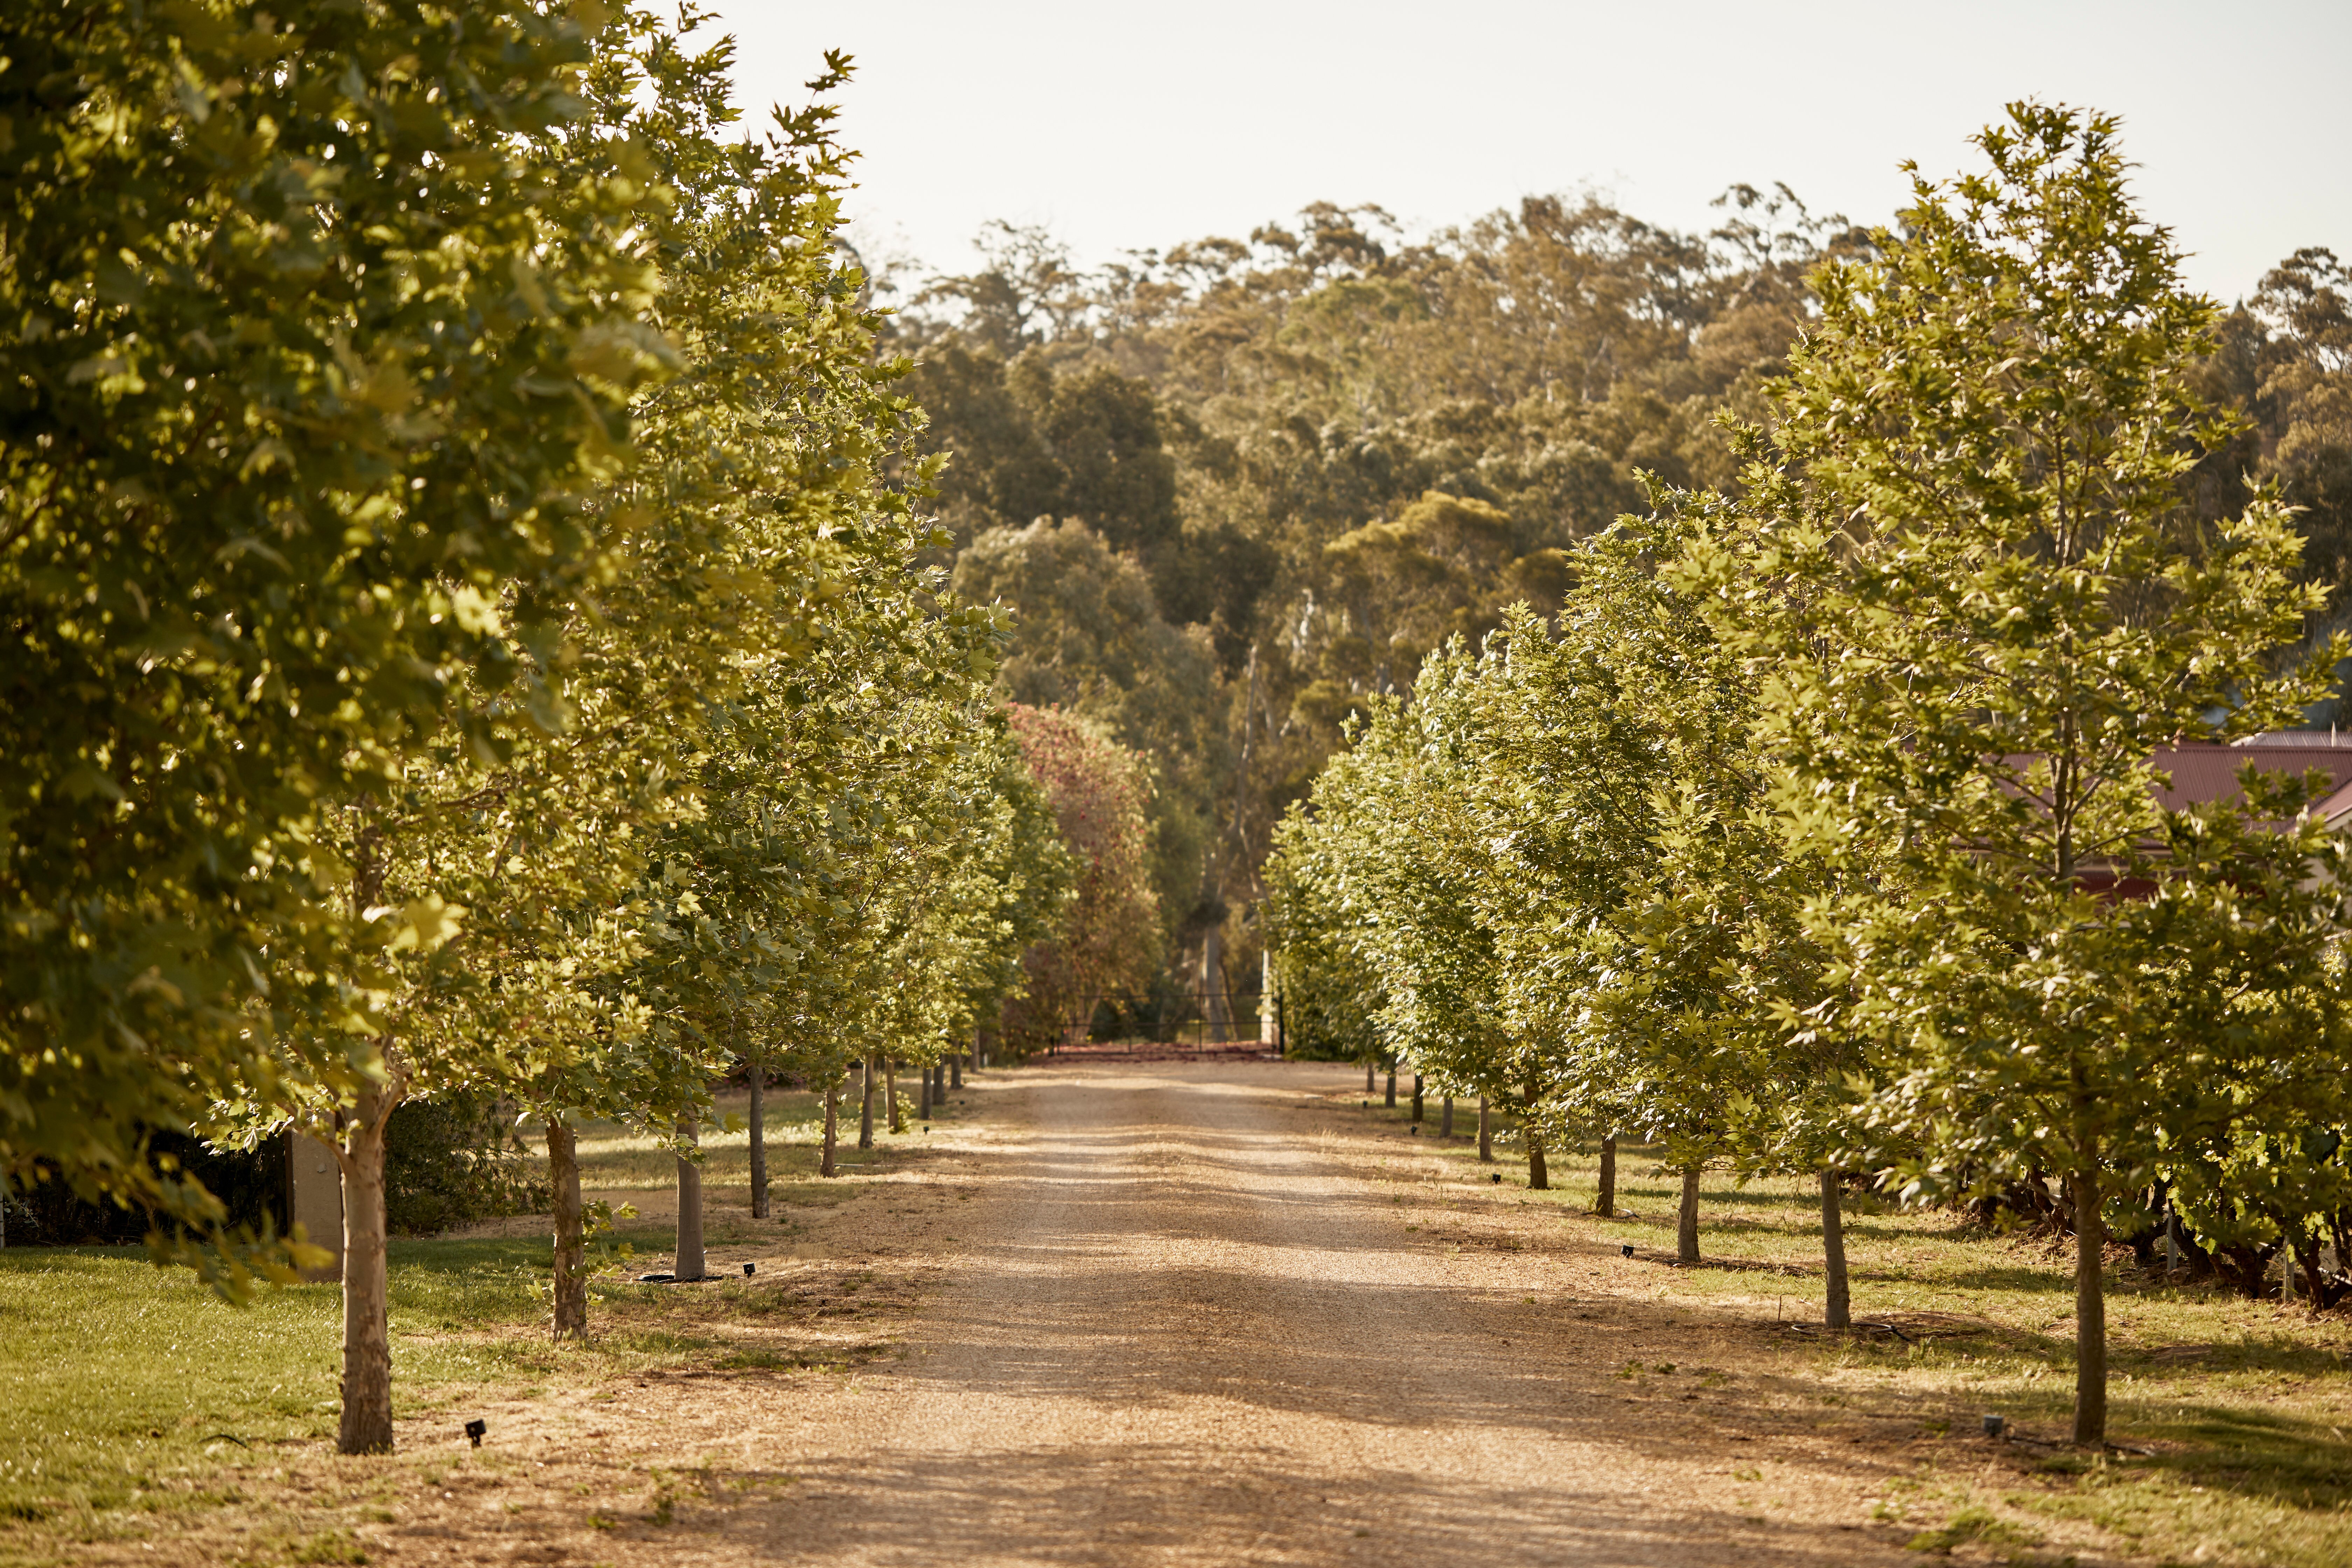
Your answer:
1000;706;1159;1051
1719;103;2351;1445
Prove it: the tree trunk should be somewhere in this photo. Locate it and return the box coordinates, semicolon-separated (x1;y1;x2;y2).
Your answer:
887;1059;904;1133
951;1051;963;1090
337;1085;398;1455
1201;924;1233;1043
1821;1168;1850;1329
821;1079;840;1178
918;1060;933;1121
1366;1060;1376;1094
1440;1097;1453;1138
549;1120;586;1342
1595;1135;1617;1217
859;1054;875;1150
748;1064;769;1220
2071;1167;2107;1446
1478;1096;1493;1162
1410;1074;1424;1123
675;1119;705;1282
1678;1167;1701;1264
1384;1066;1396;1108
1523;1072;1546;1189
1260;947;1276;1046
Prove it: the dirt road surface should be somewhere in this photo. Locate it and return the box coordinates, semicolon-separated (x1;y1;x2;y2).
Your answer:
86;1059;2046;1566
546;1060;1921;1566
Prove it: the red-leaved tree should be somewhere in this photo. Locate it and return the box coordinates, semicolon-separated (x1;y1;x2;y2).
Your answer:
1001;705;1160;1051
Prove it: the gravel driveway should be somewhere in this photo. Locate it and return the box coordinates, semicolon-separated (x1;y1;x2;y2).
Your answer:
733;1059;1909;1566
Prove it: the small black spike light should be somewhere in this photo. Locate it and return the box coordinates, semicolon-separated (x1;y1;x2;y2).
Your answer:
742;1262;755;1276
1622;1244;1635;1259
464;1419;486;1448
1490;1174;1502;1185
1983;1414;2005;1438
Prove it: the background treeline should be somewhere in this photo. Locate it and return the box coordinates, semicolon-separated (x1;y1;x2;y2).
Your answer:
886;184;2352;1021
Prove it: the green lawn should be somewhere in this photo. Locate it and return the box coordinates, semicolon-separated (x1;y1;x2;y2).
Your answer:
0;1085;933;1533
0;1235;547;1525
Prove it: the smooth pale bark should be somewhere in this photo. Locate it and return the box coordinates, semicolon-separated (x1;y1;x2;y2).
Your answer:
1384;1067;1396;1109
886;1060;904;1133
1478;1096;1493;1162
675;1119;705;1282
748;1065;769;1219
1410;1074;1424;1123
1820;1169;1851;1329
2071;1167;2107;1446
337;1083;398;1454
1677;1168;1701;1264
1440;1097;1453;1138
1595;1136;1617;1217
549;1120;587;1341
820;1081;840;1178
859;1054;876;1150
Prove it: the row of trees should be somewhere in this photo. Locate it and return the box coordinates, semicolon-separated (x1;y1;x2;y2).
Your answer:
1267;105;2352;1448
0;2;1095;1455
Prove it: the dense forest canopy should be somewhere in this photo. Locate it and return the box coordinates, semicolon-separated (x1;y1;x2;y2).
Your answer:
884;188;2352;1014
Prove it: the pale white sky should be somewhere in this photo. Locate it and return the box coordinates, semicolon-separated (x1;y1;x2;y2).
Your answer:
718;0;2349;304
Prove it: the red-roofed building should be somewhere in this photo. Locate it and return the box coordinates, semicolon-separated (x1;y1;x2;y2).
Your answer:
2152;734;2352;825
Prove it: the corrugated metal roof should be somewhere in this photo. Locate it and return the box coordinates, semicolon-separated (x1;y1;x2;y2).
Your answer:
2151;741;2352;814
